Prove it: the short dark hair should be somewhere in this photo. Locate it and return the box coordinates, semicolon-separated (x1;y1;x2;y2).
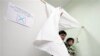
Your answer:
66;38;74;43
59;30;67;35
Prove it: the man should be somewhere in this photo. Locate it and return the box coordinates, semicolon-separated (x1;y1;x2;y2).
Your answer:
50;30;67;56
59;30;67;41
65;38;76;56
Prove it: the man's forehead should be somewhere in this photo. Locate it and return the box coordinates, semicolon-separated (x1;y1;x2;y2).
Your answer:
60;34;66;35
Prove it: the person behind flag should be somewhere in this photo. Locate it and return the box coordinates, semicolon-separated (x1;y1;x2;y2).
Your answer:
59;30;67;41
65;38;76;56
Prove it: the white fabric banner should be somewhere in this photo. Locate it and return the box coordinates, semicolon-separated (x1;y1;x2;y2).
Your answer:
45;3;81;30
34;7;69;56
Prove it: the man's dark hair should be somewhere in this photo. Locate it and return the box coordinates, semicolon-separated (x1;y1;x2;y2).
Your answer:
59;30;67;35
66;38;74;43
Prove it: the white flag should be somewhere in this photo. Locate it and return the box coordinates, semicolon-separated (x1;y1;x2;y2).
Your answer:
34;7;69;56
45;3;81;30
59;9;81;30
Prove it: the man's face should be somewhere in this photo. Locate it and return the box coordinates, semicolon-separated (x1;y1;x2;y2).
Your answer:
60;34;66;40
68;40;74;46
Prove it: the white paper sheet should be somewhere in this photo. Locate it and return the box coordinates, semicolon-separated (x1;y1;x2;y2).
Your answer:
6;2;34;27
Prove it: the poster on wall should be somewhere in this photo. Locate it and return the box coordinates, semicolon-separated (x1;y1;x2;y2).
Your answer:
6;2;34;27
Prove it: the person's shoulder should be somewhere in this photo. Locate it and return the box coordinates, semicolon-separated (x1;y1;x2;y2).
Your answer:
70;45;76;50
64;42;68;47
